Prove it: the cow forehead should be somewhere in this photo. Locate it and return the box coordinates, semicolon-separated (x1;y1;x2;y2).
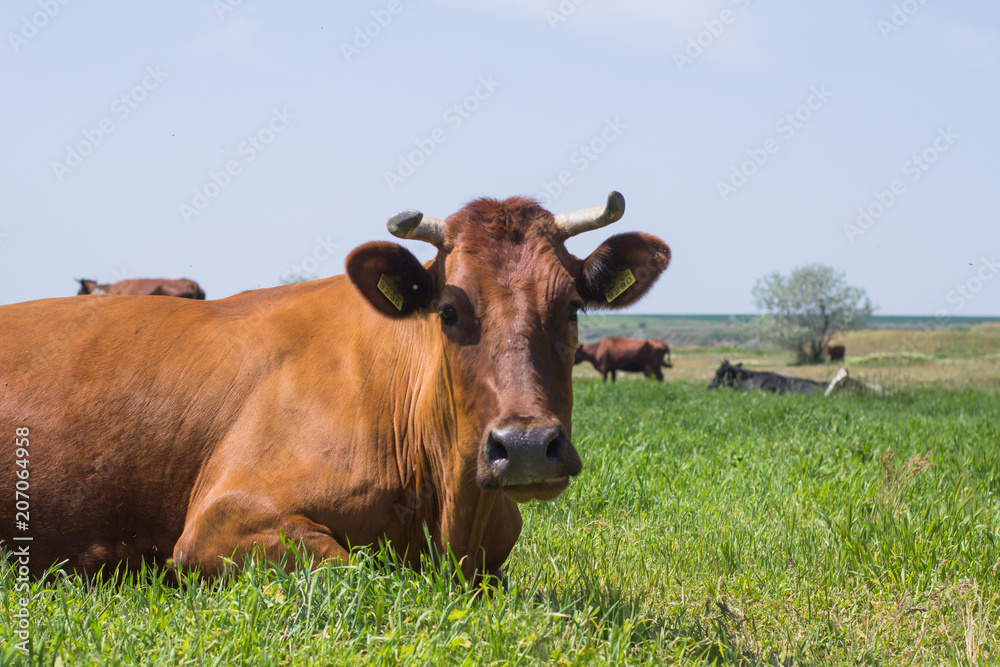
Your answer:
444;196;558;240
435;196;581;310
446;242;575;304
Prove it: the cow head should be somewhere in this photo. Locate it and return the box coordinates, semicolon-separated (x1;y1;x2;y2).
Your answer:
347;192;670;503
708;360;744;389
573;342;596;366
77;279;106;295
188;283;207;300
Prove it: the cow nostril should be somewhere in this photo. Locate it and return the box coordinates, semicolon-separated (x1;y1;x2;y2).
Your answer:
486;433;509;464
545;431;564;462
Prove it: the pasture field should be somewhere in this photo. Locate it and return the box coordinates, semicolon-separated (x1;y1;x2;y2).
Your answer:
574;320;1000;388
576;314;1000;350
3;381;998;665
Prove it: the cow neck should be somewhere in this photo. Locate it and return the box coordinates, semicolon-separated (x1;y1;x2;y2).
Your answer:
397;314;500;573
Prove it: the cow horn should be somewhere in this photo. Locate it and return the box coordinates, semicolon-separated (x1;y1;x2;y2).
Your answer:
553;191;625;237
386;210;446;245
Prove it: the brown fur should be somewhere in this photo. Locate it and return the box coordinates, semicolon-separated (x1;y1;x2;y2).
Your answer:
3;196;669;580
574;337;671;382
77;278;205;300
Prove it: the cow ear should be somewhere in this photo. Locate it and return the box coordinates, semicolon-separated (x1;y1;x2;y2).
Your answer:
576;232;670;310
346;241;435;317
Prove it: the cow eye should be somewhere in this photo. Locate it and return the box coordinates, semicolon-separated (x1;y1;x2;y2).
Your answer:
438;304;458;326
567;300;584;323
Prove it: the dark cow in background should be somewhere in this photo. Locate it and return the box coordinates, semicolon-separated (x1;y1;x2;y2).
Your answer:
827;344;846;362
77;278;206;299
708;360;823;394
575;337;671;382
2;191;670;580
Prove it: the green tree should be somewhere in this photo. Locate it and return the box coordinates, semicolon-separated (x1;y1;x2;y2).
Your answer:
280;273;315;285
750;264;874;364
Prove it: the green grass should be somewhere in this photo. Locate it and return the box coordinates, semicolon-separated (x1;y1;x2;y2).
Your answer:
3;383;999;665
931;327;1000;360
847;352;936;366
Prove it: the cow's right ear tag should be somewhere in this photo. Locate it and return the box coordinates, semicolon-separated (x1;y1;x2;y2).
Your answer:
377;274;404;311
604;268;636;303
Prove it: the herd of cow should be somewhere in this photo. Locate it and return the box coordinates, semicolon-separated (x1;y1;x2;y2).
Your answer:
573;337;851;394
0;191;864;587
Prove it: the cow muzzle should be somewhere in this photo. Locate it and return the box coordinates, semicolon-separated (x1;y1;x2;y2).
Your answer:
478;422;582;501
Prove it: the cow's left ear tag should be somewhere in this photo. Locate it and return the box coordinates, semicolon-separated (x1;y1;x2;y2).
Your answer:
377;274;404;311
604;268;636;303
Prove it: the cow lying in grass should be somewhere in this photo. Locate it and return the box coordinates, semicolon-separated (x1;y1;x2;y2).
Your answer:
1;191;671;581
707;360;823;395
77;278;206;299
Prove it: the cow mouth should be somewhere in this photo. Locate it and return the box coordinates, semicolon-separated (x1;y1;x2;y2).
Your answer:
497;476;572;502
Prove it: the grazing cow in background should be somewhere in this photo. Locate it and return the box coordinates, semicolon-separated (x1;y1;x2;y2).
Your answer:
2;192;670;581
77;278;206;300
574;337;671;382
707;360;823;395
827;344;846;362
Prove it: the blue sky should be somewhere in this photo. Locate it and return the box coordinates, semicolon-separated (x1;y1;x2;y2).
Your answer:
2;0;998;315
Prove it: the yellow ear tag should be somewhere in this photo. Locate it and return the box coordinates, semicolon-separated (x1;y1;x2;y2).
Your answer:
604;268;637;303
377;274;404;311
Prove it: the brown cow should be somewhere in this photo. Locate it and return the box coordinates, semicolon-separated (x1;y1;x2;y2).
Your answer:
77;278;206;300
827;344;846;362
574;337;671;382
1;192;670;580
